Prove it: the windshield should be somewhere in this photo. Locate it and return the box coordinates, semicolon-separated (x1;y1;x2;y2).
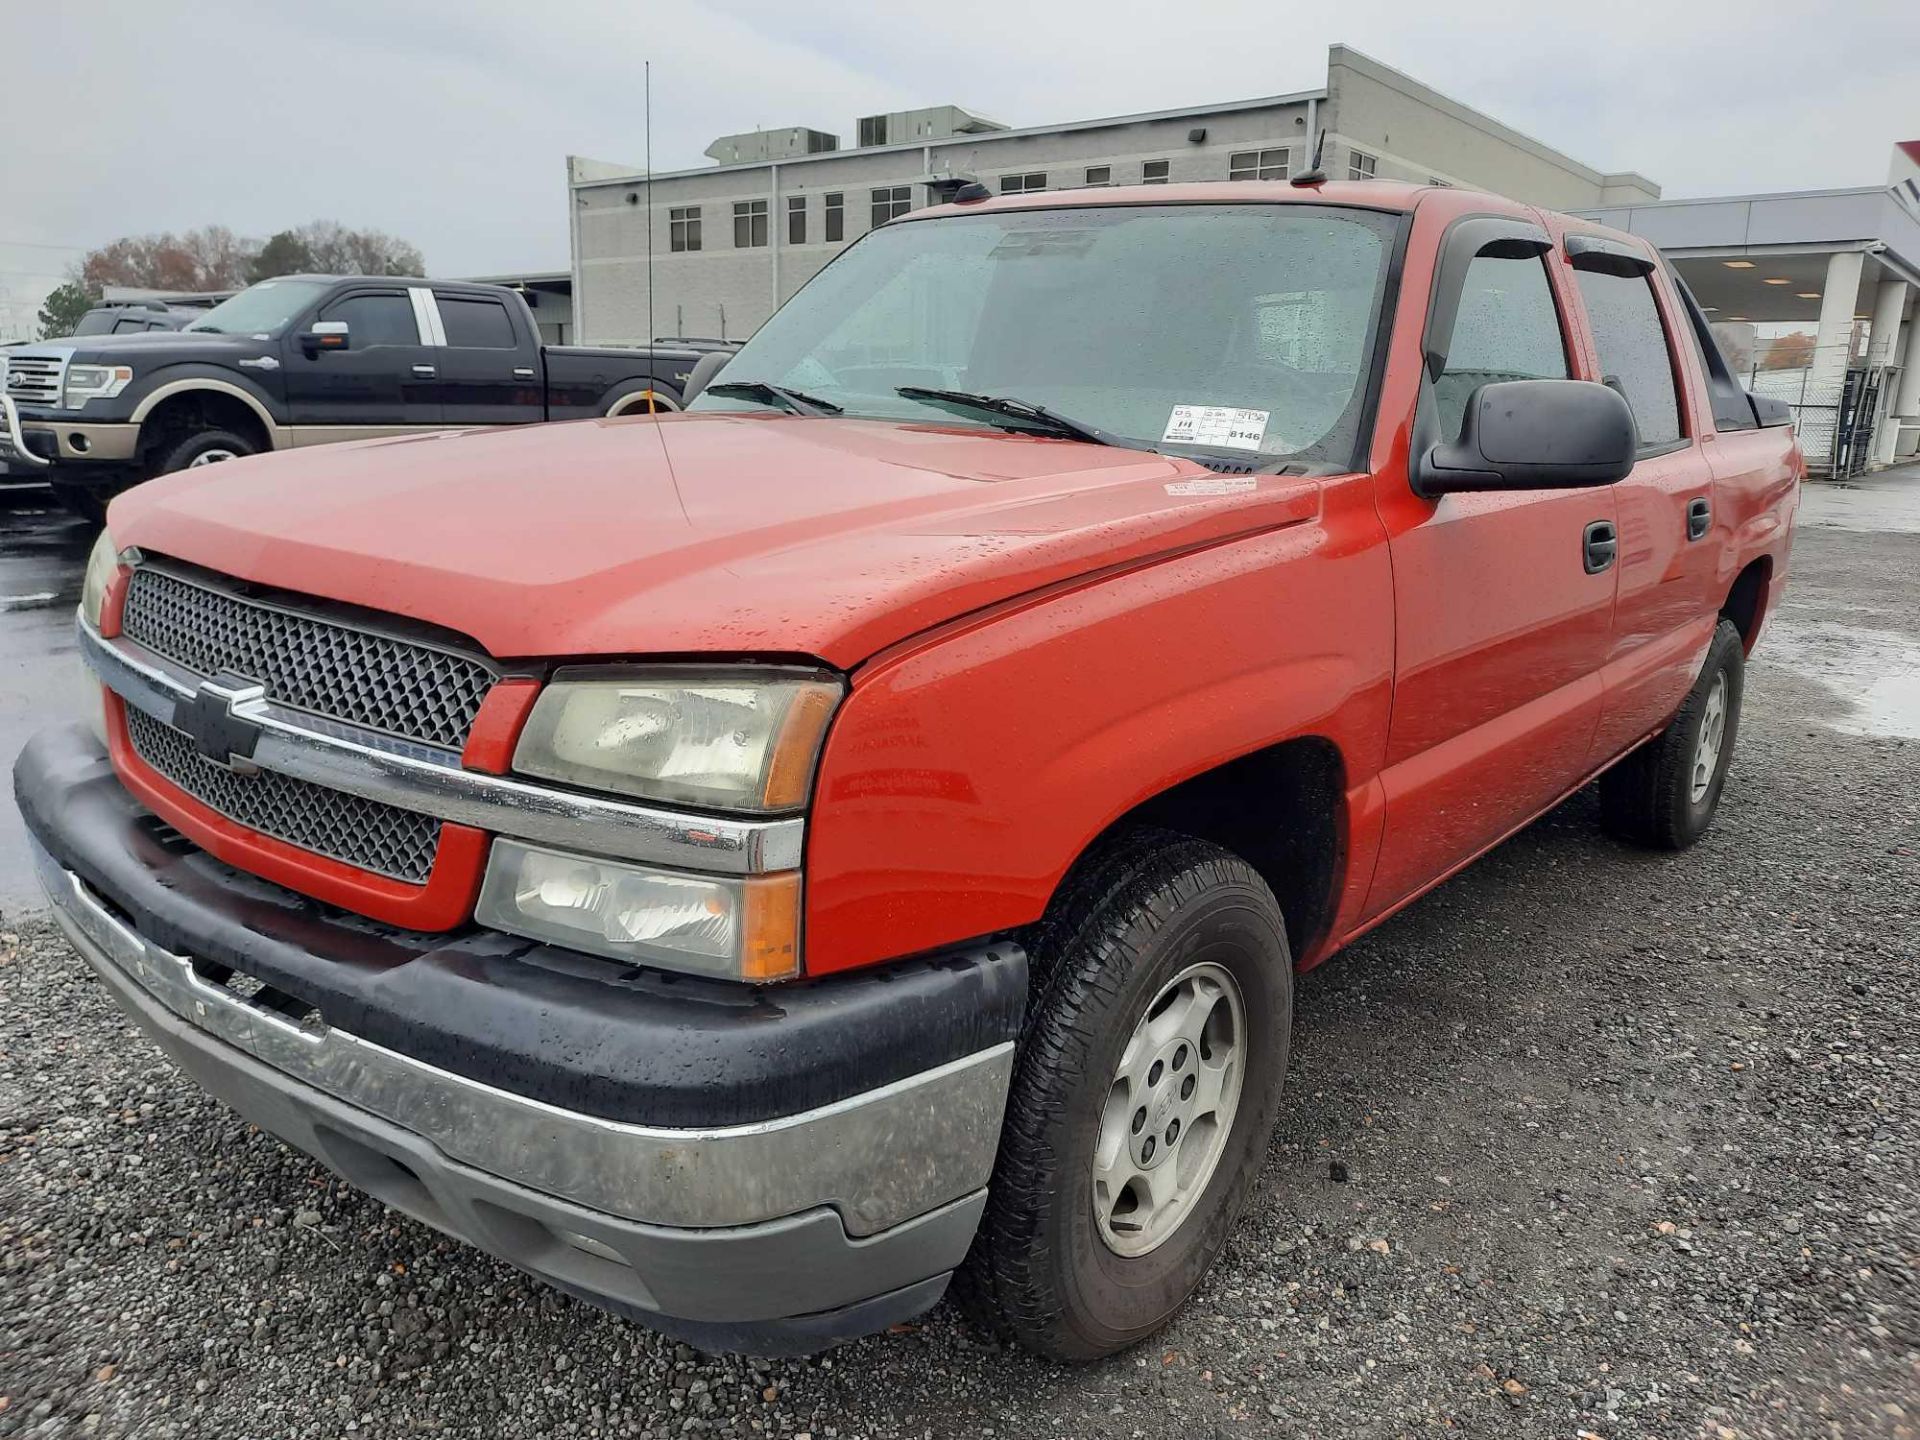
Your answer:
693;203;1400;468
185;278;332;336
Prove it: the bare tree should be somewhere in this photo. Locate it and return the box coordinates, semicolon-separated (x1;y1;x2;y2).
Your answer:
80;221;425;293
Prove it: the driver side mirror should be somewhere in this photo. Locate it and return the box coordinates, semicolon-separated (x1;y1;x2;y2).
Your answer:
1415;379;1635;497
681;350;731;404
300;320;351;354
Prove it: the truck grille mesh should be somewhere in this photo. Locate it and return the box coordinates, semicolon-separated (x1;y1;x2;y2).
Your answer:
121;567;495;751
125;706;441;884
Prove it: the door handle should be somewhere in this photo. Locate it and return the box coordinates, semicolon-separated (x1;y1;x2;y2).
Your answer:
1583;520;1617;575
513;367;536;379
412;364;437;377
1687;496;1711;541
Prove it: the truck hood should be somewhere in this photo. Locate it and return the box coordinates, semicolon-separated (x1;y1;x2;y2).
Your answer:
109;412;1321;668
27;331;276;366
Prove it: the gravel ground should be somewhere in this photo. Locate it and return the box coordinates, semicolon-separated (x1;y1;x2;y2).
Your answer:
2;511;1916;1439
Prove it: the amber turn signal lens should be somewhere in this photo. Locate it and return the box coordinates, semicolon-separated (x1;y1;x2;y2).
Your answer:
739;871;803;982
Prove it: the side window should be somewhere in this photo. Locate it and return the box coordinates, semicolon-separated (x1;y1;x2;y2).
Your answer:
438;296;518;349
319;293;420;347
1435;254;1568;440
112;318;146;333
1668;269;1757;432
1574;267;1683;448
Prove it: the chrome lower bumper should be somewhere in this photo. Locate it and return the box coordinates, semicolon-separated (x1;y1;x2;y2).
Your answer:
0;395;49;468
33;838;1011;1236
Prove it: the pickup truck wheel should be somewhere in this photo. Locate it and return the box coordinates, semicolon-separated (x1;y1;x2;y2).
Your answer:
155;429;256;475
1599;617;1746;849
957;829;1292;1360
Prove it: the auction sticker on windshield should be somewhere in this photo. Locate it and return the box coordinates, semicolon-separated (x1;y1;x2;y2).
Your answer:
1162;405;1268;451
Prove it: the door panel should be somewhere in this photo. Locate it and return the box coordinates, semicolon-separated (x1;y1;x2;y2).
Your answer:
1369;486;1617;911
1365;234;1618;920
1590;446;1716;758
1572;255;1720;761
280;289;441;427
431;292;538;425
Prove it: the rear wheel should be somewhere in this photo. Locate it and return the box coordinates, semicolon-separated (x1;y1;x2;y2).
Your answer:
1600;617;1746;849
957;829;1293;1361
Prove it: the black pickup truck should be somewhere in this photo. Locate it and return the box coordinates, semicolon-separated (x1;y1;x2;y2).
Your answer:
1;275;727;519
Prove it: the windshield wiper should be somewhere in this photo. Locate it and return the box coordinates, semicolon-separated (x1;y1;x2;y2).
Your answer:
894;386;1121;447
703;379;842;417
187;325;222;334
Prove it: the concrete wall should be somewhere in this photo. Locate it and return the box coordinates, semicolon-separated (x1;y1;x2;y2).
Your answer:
574;98;1318;342
573;45;1662;344
1322;46;1659;207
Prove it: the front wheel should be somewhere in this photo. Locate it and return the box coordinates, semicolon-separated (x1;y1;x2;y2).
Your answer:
153;428;257;475
1600;617;1746;849
957;829;1293;1361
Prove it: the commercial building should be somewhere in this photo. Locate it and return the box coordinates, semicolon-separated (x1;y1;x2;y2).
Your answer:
1574;144;1920;471
568;45;1660;345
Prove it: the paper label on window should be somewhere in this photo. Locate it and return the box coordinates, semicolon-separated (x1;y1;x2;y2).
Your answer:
1161;405;1268;451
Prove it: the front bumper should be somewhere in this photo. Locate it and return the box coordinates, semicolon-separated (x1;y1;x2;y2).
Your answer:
16;724;1027;1352
0;396;139;468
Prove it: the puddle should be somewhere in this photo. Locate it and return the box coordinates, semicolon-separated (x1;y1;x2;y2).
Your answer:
1761;620;1920;739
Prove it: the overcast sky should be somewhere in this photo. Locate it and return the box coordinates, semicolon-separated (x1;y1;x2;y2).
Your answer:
3;0;1914;337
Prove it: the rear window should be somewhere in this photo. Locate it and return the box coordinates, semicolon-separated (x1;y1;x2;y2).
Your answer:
1575;268;1684;449
439;296;518;349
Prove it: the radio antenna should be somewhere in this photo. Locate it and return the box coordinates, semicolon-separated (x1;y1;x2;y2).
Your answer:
645;59;657;413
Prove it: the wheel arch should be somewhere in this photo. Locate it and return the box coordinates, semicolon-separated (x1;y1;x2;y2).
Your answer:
131;379;281;456
1721;555;1773;654
1057;735;1348;965
604;384;683;417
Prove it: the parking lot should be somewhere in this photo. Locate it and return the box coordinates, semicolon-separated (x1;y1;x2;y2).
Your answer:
1;476;1916;1439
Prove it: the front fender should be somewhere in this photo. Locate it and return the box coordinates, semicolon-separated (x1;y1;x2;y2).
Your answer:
122;365;289;436
802;475;1395;974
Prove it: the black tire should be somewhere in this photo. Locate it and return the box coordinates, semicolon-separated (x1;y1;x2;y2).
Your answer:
49;480;110;525
956;828;1293;1361
1599;617;1746;849
153;428;257;476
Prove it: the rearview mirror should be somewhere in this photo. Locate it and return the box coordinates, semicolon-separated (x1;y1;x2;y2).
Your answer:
300;319;351;354
1416;379;1635;496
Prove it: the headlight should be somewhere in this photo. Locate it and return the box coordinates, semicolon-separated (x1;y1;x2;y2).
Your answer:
62;364;134;408
513;668;843;812
80;527;119;629
476;839;801;981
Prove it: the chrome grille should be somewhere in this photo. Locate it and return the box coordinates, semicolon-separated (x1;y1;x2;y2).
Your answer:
3;354;64;407
121;566;496;750
125;706;441;884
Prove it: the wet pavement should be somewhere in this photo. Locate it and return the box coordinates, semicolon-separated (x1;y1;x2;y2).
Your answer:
0;465;1915;915
0;486;97;916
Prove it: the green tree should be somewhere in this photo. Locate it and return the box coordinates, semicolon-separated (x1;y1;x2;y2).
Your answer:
249;229;318;282
37;280;99;340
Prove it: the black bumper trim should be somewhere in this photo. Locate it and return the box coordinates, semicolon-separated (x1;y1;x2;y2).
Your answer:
15;723;1027;1127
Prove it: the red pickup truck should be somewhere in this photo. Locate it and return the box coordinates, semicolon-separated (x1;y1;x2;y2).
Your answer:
16;179;1799;1361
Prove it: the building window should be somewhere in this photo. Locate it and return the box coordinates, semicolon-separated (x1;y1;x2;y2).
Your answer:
733;199;768;248
1000;172;1047;194
787;195;806;245
1141;160;1170;184
1348;149;1378;180
668;206;701;253
858;115;889;148
871;185;912;227
1228;148;1289;181
1084;165;1111;186
824;192;844;243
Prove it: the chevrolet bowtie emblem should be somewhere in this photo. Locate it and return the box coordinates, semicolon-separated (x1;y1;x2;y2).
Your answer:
175;673;268;773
